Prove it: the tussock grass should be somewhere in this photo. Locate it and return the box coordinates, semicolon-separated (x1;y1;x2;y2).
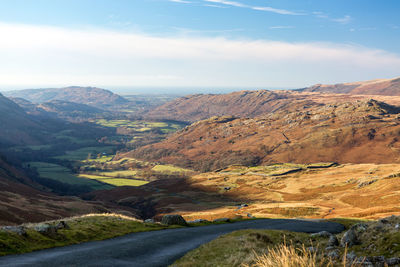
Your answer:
246;243;331;267
247;244;362;267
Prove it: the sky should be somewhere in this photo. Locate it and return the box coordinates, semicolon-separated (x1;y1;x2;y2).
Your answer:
0;0;399;93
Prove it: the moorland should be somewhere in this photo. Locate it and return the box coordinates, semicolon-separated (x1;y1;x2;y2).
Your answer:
2;78;400;265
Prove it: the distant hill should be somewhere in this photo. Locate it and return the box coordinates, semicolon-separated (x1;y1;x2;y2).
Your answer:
38;100;110;120
145;88;400;123
145;90;310;123
298;77;400;96
4;86;129;108
131;99;400;171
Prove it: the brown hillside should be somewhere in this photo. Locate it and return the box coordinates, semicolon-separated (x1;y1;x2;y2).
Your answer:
145;89;400;123
130;99;400;171
300;76;400;96
0;157;111;225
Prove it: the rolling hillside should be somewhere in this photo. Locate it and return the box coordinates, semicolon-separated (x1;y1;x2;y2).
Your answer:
299;76;400;96
131;99;400;171
4;86;129;108
0;156;109;225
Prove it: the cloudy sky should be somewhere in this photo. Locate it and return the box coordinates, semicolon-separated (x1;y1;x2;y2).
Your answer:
0;0;399;92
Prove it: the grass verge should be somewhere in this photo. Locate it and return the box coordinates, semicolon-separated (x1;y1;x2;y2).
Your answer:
0;213;181;256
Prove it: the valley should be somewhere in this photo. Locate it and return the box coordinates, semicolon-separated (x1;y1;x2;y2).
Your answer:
2;80;400;265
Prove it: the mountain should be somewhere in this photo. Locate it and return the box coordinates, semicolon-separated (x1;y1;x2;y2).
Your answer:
0;93;49;146
145;90;296;123
130;99;400;171
298;77;400;96
145;89;400;123
4;86;129;108
0;156;108;225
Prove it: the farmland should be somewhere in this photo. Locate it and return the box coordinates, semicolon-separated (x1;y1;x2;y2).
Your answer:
28;162;112;190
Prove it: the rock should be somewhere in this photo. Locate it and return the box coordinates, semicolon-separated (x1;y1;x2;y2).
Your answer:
395;224;399;230
247;213;255;218
213;218;230;223
187;219;209;224
224;187;231;191
34;224;58;235
1;226;26;236
386;257;400;266
379;218;389;224
346;251;357;262
144;219;155;223
56;221;69;229
310;231;331;238
240;204;248;207
327;235;339;247
341;229;359;247
326;249;340;259
161;215;187;226
351;223;368;233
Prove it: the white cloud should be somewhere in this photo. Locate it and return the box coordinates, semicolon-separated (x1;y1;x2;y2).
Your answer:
203;0;302;15
0;22;399;89
204;0;245;8
269;26;295;29
169;0;192;3
332;15;352;24
313;12;352;24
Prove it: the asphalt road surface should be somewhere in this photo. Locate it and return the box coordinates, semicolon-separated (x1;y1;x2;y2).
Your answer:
0;219;345;267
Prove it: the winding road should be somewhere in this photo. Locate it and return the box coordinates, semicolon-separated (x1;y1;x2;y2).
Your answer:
0;219;345;267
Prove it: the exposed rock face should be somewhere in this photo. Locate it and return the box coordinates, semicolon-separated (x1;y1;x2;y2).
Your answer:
161;215;187;226
34;224;58;236
1;226;26;236
327;235;339;247
341;229;359;247
310;231;331;238
56;221;69;230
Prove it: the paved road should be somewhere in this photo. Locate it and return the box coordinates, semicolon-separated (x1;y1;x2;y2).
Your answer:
0;219;344;267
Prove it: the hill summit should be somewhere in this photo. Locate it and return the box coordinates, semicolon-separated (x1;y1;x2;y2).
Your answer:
4;86;129;108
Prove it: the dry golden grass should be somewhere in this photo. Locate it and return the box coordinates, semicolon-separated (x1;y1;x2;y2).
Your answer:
246;244;363;267
171;163;400;221
245;244;331;267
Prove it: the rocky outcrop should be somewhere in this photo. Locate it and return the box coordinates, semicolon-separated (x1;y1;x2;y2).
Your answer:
340;229;359;247
1;226;26;236
34;224;58;236
161;215;187;226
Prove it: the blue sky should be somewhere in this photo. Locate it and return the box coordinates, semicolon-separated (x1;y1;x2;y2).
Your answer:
0;0;399;92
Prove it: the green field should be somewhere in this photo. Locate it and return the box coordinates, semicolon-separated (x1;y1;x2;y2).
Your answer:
152;164;193;174
78;174;148;186
54;146;115;161
28;162;112;190
93;119;186;133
